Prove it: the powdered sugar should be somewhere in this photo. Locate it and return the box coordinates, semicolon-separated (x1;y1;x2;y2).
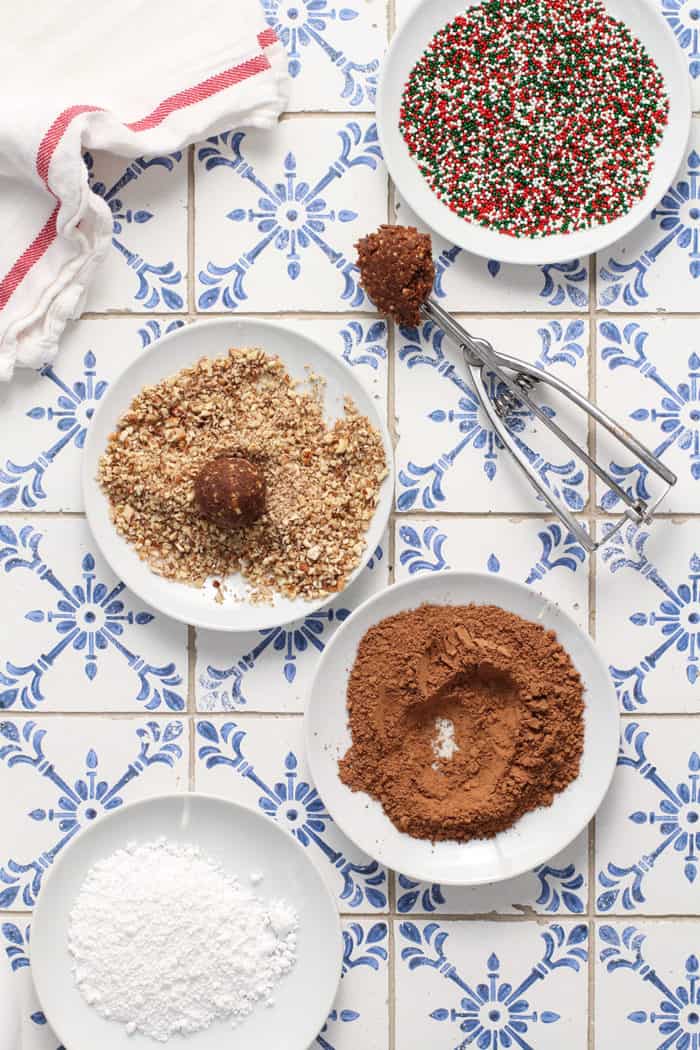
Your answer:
432;716;459;764
68;838;298;1042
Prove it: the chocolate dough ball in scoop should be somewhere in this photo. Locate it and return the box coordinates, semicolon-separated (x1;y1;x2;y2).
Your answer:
195;455;266;528
356;225;435;327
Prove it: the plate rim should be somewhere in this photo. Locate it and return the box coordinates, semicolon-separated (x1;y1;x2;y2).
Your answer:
82;316;394;632
30;790;344;1050
376;0;693;266
305;569;620;885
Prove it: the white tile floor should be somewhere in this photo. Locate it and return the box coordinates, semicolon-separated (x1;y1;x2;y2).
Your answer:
596;520;700;713
194;715;389;912
597;118;700;313
596;316;700;514
0;518;187;712
595;718;700;914
194;117;387;312
394;516;589;627
0;717;188;911
394;317;590;513
2;1;700;1047
82;151;188;314
595;920;700;1049
262;0;387;112
395;920;589;1050
196;532;389;713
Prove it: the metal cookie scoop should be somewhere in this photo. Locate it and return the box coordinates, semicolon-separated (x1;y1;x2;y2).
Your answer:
356;225;676;552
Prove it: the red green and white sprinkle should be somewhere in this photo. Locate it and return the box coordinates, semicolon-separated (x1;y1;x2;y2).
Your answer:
399;0;670;238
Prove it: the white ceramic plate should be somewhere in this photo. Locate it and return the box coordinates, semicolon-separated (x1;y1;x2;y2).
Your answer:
377;0;692;265
31;794;343;1050
305;571;619;885
83;318;393;631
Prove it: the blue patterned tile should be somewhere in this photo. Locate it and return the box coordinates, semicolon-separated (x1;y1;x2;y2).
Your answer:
197;537;388;713
0;318;184;513
0;920;60;1049
82;151;187;313
195;118;387;312
194;716;388;912
395;920;588;1049
262;0;385;112
0;717;187;911
596;921;700;1049
395;317;590;513
317;920;389;1049
596;318;700;514
0;519;187;712
661;0;700;108
598;122;700;312
596;718;700;914
395;194;590;312
395;517;589;627
596;522;700;713
394;833;588;917
3;917;58;1050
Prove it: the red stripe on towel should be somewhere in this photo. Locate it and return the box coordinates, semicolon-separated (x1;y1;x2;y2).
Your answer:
37;105;105;185
125;53;271;132
0;34;279;312
0;204;59;312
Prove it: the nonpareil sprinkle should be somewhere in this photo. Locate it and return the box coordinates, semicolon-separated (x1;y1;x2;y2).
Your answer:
399;0;670;238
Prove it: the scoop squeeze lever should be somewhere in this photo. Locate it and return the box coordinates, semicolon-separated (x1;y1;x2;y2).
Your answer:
421;297;676;552
354;223;676;554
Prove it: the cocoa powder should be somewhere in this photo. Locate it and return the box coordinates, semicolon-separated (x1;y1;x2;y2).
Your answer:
338;603;585;842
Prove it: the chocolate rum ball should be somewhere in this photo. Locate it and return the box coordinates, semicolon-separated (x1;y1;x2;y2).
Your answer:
194;455;266;528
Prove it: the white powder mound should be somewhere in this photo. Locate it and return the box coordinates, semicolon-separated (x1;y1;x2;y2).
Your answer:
432;717;459;762
68;838;298;1042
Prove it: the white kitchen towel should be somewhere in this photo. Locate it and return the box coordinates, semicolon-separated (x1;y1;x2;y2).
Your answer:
0;1;288;382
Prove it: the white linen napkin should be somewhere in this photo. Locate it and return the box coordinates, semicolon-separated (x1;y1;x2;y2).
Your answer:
0;0;288;381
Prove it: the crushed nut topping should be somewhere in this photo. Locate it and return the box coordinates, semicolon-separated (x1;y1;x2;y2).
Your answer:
98;348;388;603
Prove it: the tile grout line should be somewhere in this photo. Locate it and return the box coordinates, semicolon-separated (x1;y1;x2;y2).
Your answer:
5;708;699;720
1;710;314;720
7;508;700;523
186;142;197;791
588;920;596;1048
77;308;700;321
386;0;397;1041
5;905;700;922
367;912;700;923
187;625;197;791
186;144;196;316
587;251;598;1050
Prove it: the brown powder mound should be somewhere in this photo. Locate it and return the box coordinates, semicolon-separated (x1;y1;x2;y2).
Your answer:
98;348;387;603
338;603;585;842
355;225;434;326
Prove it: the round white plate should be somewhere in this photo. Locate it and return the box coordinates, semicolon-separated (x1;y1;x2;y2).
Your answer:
377;0;692;265
83;318;393;631
306;571;619;885
31;794;343;1050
